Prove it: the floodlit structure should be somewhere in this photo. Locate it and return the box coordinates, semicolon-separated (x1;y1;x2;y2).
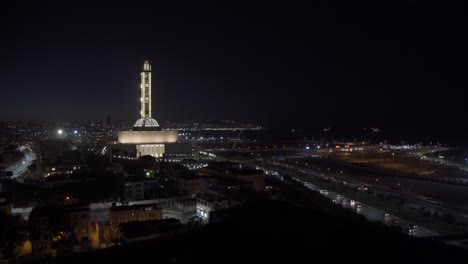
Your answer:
141;60;152;120
117;60;180;157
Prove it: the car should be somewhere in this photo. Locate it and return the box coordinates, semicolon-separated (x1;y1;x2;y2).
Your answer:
392;219;400;225
408;223;417;229
341;199;348;203
384;213;390;217
404;227;415;235
356;204;362;208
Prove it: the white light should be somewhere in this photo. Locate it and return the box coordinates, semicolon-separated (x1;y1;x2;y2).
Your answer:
74;130;78;134
58;129;63;135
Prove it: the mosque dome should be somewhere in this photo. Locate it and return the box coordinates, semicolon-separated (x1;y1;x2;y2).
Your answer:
133;118;161;131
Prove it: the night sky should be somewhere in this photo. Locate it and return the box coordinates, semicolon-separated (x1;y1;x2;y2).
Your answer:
1;1;466;137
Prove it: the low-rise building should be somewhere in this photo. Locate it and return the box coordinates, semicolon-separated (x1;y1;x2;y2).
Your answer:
198;162;266;192
108;203;162;241
177;174;214;196
29;205;91;254
123;179;158;201
226;168;266;192
196;190;239;222
43;163;85;177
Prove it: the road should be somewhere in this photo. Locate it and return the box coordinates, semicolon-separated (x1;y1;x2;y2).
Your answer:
410;147;468;173
263;161;468;230
7;146;36;178
268;154;468;216
294;153;468;208
259;165;439;237
317;188;437;237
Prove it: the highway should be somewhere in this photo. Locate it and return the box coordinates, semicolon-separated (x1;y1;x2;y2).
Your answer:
263;153;468;215
319;188;437;237
263;161;468;227
259;165;439;237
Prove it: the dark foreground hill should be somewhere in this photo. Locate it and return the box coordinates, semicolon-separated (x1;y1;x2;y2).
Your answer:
35;198;468;264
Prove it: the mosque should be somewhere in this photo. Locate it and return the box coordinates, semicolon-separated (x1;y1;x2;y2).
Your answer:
117;60;191;158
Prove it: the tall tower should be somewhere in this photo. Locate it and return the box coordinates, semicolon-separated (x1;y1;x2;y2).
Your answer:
141;60;152;118
117;59;188;159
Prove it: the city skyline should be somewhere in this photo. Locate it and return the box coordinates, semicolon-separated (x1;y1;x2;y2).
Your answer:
2;2;468;261
1;2;466;136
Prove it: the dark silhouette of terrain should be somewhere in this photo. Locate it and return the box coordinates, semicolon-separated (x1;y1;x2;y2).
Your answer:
37;197;467;264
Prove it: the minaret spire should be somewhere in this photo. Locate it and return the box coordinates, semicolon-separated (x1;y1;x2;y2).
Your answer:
141;60;152;118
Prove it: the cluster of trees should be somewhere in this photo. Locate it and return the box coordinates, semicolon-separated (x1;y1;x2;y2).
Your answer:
29;207;82;256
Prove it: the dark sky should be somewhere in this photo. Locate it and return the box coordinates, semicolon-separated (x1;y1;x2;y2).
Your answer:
1;1;466;135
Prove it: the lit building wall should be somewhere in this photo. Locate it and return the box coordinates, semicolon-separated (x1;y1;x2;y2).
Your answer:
196;197;212;220
118;130;178;144
136;144;165;157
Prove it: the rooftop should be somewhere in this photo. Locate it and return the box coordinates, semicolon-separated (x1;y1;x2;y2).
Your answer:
110;203;161;212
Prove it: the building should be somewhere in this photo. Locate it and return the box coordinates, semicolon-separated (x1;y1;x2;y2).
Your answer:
123;179;158;201
39;139;86;177
116;60;191;158
196;190;238;222
198;162;266;191
177;174;214;196
108;203;163;241
39;139;73;164
109;203;163;225
226;168;266;192
43;163;85;177
29;205;91;254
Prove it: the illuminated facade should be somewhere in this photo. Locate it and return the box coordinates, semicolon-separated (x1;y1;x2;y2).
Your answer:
141;60;152;119
117;60;180;157
118;131;178;144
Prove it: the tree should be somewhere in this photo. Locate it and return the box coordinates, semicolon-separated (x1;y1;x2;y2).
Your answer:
47;208;79;255
105;216;121;244
0;212;25;259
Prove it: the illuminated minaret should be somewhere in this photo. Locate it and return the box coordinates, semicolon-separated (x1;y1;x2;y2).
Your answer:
117;59;186;159
141;60;152;118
